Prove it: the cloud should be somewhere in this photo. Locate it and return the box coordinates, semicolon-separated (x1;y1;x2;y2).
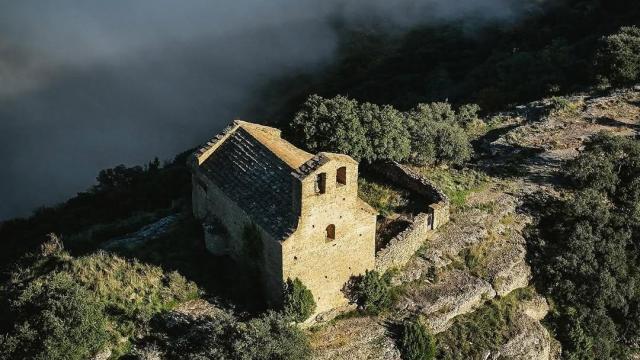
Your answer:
0;0;522;220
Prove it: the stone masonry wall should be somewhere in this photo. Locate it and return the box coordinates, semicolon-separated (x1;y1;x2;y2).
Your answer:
375;213;432;272
192;173;284;306
372;162;450;272
283;158;376;316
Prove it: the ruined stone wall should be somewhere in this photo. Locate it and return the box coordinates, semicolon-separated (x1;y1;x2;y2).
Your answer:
375;213;432;272
191;173;284;306
371;161;450;229
372;162;450;272
283;159;377;315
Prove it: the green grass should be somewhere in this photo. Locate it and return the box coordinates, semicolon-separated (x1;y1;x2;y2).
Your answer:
413;166;489;208
435;287;536;359
358;178;409;217
69;252;199;333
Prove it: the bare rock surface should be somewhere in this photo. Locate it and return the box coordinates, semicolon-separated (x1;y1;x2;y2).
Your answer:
494;312;552;360
102;214;178;250
397;270;496;333
310;317;401;360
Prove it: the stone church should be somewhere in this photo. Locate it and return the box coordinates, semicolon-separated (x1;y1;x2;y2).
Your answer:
189;120;377;315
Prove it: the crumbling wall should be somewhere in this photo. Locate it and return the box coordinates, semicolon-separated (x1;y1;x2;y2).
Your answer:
375;213;432;272
372;162;450;272
371;162;450;229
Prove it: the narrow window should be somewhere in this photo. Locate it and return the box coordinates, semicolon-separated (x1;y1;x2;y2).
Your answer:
315;173;326;194
336;166;347;186
326;224;335;241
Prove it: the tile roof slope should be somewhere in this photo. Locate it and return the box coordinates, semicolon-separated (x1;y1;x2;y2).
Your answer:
200;127;300;239
239;122;313;169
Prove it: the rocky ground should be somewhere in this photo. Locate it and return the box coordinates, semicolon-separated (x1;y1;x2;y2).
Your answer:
309;87;640;359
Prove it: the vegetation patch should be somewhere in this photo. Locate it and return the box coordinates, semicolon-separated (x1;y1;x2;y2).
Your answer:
413;166;488;208
0;235;200;358
284;278;317;323
291;95;473;166
347;270;398;315
435;287;535;359
358;178;410;217
398;318;436;360
136;308;311;359
527;133;640;358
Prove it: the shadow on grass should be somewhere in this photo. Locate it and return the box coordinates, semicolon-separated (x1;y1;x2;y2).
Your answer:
110;213;269;314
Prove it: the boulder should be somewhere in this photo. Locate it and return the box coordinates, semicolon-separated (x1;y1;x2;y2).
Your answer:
397;270;496;333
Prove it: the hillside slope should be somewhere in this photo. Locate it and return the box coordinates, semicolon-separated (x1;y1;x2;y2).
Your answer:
309;87;640;359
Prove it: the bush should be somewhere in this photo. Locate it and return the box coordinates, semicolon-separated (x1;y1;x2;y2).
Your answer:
137;308;311;359
435;288;533;359
0;272;110;360
348;270;393;314
596;26;640;86
283;278;316;322
399;319;436;360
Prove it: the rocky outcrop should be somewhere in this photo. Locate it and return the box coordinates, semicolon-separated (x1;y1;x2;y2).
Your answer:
493;312;552;360
310;317;401;360
397;270;496;334
102;214;178;250
480;232;531;296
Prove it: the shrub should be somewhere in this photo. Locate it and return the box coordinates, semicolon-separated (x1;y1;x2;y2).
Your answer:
526;134;640;357
68;252;199;336
596;26;640;86
0;272;110;360
283;278;316;322
138;308;311;359
435;288;532;359
349;270;393;314
399;319;436;360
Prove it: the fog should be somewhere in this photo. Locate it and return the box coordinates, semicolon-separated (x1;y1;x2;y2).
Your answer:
0;0;522;220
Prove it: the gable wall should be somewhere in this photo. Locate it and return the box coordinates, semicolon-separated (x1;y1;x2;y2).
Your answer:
283;160;376;315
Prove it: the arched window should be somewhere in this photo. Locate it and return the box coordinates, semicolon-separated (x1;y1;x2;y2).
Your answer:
336;166;347;186
326;224;335;241
315;173;326;194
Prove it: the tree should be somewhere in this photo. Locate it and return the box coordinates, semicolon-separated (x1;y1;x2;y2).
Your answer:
292;95;473;166
291;95;371;161
527;134;640;356
359;102;411;162
405;105;472;166
283;278;316;322
399;319;436;360
348;270;393;314
0;272;110;360
596;26;640;86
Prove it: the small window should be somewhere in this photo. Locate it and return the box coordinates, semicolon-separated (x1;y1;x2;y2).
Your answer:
326;224;335;241
315;173;327;194
336;166;347;186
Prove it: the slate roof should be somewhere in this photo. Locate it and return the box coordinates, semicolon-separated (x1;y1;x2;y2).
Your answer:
199;125;311;239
